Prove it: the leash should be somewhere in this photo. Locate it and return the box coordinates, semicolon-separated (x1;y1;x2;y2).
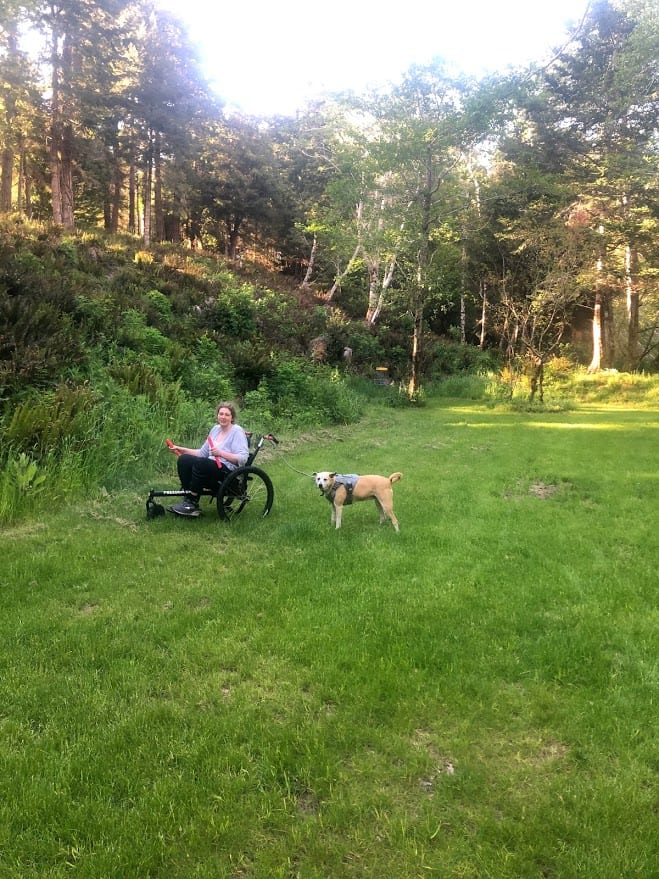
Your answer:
270;445;315;480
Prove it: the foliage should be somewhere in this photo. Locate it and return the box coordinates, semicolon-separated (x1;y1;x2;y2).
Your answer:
5;382;98;458
427;338;501;378
243;356;363;428
175;335;235;405
1;1;657;389
0;452;46;520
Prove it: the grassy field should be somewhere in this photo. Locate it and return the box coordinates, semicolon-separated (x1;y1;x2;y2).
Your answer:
1;398;657;878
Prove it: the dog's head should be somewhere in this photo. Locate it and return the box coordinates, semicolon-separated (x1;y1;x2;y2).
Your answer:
313;471;336;495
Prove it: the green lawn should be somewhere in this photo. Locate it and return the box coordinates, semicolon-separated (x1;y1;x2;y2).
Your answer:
1;400;657;878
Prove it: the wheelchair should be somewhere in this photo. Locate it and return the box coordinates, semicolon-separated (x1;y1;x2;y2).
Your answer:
145;432;278;524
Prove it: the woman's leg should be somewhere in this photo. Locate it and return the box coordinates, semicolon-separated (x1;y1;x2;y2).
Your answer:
176;453;196;490
189;458;222;496
171;456;224;517
176;454;219;494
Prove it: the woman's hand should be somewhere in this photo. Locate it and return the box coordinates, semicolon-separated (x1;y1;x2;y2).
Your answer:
165;439;182;457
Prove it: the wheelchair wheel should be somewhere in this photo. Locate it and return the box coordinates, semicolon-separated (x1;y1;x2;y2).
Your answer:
217;466;274;523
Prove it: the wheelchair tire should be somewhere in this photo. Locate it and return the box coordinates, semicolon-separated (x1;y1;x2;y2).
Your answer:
216;466;274;523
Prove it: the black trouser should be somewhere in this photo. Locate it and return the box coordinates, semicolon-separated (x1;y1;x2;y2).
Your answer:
177;454;229;496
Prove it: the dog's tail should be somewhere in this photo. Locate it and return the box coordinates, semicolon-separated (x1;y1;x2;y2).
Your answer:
389;472;403;484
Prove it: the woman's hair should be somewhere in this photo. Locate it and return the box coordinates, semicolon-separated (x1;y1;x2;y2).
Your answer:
217;401;237;423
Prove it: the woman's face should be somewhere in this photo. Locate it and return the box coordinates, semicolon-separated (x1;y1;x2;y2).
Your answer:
217;406;233;424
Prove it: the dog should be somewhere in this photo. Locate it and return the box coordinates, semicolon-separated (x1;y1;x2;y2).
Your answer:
313;471;402;531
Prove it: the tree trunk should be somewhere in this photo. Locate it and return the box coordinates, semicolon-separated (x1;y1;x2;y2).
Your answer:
226;216;242;260
0;27;18;212
299;233;317;288
459;239;467;344
365;257;395;325
128;158;137;234
588;224;606;373
18;143;32;218
326;242;361;301
603;291;614;367
110;158;123;233
588;291;603;373
154;131;164;242
17;141;25;214
143;139;153;248
0;145;13;212
529;354;544;403
60;119;75;229
407;302;423;397
408;146;433;396
624;244;640;372
478;279;488;348
49;28;64;227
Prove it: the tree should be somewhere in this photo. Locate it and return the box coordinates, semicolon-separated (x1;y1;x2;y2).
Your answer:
365;65;487;394
0;1;46;216
17;0;135;228
517;0;659;371
130;5;217;246
194;116;291;259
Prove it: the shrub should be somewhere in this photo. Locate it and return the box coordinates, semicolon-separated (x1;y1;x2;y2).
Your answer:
434;373;490;400
428;339;500;378
207;285;257;339
108;357;175;400
0;452;48;522
117;309;171;356
253;288;320;350
144;289;174;326
243;356;362;428
3;382;97;460
175;335;236;406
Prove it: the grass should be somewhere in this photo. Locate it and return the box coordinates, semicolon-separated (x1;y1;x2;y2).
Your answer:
0;398;657;878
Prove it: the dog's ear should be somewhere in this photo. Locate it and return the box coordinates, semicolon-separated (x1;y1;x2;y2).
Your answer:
330;472;336;478
313;472;317;477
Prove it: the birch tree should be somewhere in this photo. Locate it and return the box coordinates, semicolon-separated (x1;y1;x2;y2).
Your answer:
365;65;479;394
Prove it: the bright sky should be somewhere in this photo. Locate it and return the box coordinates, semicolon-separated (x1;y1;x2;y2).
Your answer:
156;0;591;117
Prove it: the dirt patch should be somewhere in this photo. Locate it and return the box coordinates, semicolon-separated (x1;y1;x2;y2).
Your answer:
78;602;100;615
296;789;320;816
528;482;559;499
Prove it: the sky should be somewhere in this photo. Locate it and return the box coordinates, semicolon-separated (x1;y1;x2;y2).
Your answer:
155;0;591;117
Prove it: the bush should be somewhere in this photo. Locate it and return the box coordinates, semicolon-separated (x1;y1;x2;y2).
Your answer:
243;356;362;428
3;382;98;460
174;335;236;406
428;339;501;378
434;373;490;400
204;285;257;339
117;309;171;356
0;452;48;522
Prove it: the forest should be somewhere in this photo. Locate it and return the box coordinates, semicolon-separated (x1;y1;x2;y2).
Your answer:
1;0;658;404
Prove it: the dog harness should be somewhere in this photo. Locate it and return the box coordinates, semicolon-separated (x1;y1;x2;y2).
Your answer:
326;474;359;505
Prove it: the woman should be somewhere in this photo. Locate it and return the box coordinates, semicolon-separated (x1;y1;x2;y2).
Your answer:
167;401;249;517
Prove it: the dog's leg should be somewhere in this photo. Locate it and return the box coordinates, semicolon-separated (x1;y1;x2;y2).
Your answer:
373;497;386;525
334;502;343;529
384;496;399;531
373;490;399;531
380;495;399;531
